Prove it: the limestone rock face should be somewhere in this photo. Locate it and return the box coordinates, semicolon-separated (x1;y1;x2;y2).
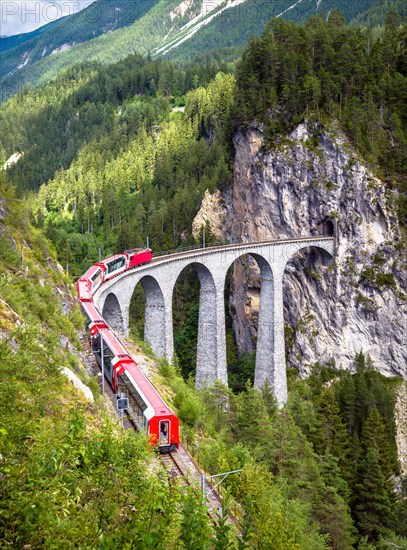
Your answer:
395;381;407;475
192;189;227;241
194;121;406;377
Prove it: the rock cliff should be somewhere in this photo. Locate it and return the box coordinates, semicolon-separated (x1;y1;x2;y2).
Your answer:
194;121;407;377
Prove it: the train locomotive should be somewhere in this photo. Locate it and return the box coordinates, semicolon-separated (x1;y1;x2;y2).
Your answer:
76;248;179;453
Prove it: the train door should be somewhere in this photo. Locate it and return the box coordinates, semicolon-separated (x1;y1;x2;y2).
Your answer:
159;420;170;446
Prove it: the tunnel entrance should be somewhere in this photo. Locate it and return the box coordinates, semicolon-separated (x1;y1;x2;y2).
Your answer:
319;217;335;236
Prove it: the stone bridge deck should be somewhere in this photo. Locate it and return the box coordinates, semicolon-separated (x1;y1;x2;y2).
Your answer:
94;237;335;406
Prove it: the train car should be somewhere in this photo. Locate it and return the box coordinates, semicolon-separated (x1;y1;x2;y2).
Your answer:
118;362;179;452
80;301;105;327
76;265;105;300
99;253;128;282
90;325;179;452
126;248;153;269
76;278;92;302
77;249;152;298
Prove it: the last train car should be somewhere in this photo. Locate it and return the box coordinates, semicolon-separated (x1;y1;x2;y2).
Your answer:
90;325;179;453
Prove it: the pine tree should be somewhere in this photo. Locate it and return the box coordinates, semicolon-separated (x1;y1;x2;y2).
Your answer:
361;405;398;481
354;449;393;543
313;387;350;467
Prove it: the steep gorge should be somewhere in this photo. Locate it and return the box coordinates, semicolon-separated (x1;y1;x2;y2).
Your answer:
194;120;407;377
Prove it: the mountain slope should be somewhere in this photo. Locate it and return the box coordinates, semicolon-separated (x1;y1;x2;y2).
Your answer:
0;0;159;81
0;0;388;101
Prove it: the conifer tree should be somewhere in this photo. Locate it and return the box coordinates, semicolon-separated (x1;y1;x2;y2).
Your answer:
354;449;393;543
361;405;398;481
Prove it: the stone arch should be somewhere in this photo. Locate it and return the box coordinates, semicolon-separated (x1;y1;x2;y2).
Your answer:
285;243;334;269
131;275;166;357
102;292;125;334
223;251;276;392
172;261;226;388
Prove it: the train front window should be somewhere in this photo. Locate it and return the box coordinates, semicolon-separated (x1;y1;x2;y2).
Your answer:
106;257;126;275
159;421;169;445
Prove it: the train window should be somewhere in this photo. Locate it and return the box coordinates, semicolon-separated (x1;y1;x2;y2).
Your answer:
118;373;147;429
91;269;103;289
92;334;113;377
159;421;169;445
106;256;126;275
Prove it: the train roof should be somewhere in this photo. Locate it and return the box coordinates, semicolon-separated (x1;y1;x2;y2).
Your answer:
125;361;176;415
124;248;151;254
81;301;104;324
98;327;129;357
100;252;127;265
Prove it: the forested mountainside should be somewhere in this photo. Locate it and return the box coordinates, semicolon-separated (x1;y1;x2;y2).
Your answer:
1;187;406;548
0;185;220;547
1;7;407;548
2;0;404;101
0;0;158;76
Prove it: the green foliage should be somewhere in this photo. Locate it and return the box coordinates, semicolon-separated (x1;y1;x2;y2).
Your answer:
0;188;222;549
354;449;393;543
234;12;407;224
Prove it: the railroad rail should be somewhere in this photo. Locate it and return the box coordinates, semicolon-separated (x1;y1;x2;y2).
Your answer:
160;444;241;530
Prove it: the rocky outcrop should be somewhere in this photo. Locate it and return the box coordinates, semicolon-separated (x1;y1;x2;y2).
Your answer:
194;120;406;377
395;381;407;475
192;189;227;241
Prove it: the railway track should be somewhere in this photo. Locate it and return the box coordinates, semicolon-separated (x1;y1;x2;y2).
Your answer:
159;443;241;532
160;451;189;486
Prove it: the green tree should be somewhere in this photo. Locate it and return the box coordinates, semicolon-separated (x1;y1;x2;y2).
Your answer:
354;449;393;543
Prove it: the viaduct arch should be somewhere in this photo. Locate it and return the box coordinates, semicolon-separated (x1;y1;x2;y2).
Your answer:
94;237;335;406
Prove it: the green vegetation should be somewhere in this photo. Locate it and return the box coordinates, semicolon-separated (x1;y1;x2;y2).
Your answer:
0;0;392;101
234;11;407;224
0;185;231;549
153;349;406;548
0;0;159;81
1;6;406;547
1;55;234;277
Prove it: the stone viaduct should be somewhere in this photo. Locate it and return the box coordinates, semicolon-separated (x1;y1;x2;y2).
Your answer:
93;237;335;406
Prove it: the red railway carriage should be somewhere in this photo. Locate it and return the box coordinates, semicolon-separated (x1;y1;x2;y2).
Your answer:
76;278;92;302
81;301;105;327
99;248;153;282
77;249;152;298
76;265;104;300
87;299;179;453
117;362;179;452
126;248;152;269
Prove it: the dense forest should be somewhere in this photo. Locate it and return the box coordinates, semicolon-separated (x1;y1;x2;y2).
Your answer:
235;9;407;223
2;0;404;100
1;7;406;548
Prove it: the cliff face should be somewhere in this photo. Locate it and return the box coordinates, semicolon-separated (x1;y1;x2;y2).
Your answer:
195;121;407;377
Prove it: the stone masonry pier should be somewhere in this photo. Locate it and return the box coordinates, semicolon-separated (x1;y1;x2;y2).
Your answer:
94;237;335;406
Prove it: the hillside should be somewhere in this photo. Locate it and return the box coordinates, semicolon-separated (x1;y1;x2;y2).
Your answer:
0;183;223;547
0;0;388;101
1;8;406;547
0;0;158;79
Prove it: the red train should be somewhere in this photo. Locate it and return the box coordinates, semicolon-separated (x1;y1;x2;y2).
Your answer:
77;248;179;453
77;248;153;302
